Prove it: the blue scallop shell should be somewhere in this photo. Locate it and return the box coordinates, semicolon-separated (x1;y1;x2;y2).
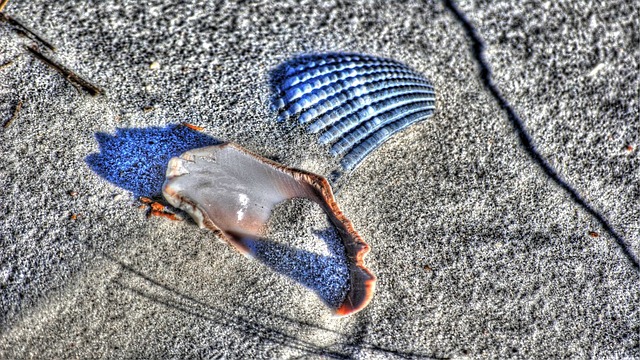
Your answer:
271;53;436;172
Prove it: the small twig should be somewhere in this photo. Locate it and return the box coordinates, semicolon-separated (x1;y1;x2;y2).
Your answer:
25;45;104;96
0;13;56;51
3;100;22;128
0;0;9;13
0;58;14;70
181;122;205;131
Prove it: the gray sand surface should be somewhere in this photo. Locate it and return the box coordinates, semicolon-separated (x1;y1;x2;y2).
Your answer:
1;0;638;358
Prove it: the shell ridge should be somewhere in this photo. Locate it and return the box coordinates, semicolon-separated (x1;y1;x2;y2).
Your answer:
281;67;419;105
340;108;436;170
270;53;436;172
284;53;397;77
280;60;406;92
309;83;435;132
275;70;430;116
317;92;436;144
296;77;434;124
331;103;436;156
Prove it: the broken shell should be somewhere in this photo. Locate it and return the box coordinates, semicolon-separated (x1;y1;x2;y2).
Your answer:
272;53;436;171
162;143;376;316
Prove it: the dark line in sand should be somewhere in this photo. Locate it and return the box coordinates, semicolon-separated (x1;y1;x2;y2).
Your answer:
3;100;22;128
107;254;440;359
107;256;351;359
442;0;639;272
0;13;56;51
26;45;104;96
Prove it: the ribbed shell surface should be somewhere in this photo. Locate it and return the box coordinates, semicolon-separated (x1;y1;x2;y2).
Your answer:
272;53;436;171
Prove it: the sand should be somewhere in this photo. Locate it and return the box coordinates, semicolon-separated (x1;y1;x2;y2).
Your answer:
0;0;638;358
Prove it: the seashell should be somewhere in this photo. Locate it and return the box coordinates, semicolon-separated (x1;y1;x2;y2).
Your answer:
163;143;376;316
272;53;436;171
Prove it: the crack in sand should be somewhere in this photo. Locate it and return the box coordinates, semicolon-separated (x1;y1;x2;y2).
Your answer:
443;0;639;271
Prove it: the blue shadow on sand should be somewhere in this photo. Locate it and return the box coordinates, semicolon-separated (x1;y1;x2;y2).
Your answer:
86;126;349;309
86;125;221;197
243;227;349;310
